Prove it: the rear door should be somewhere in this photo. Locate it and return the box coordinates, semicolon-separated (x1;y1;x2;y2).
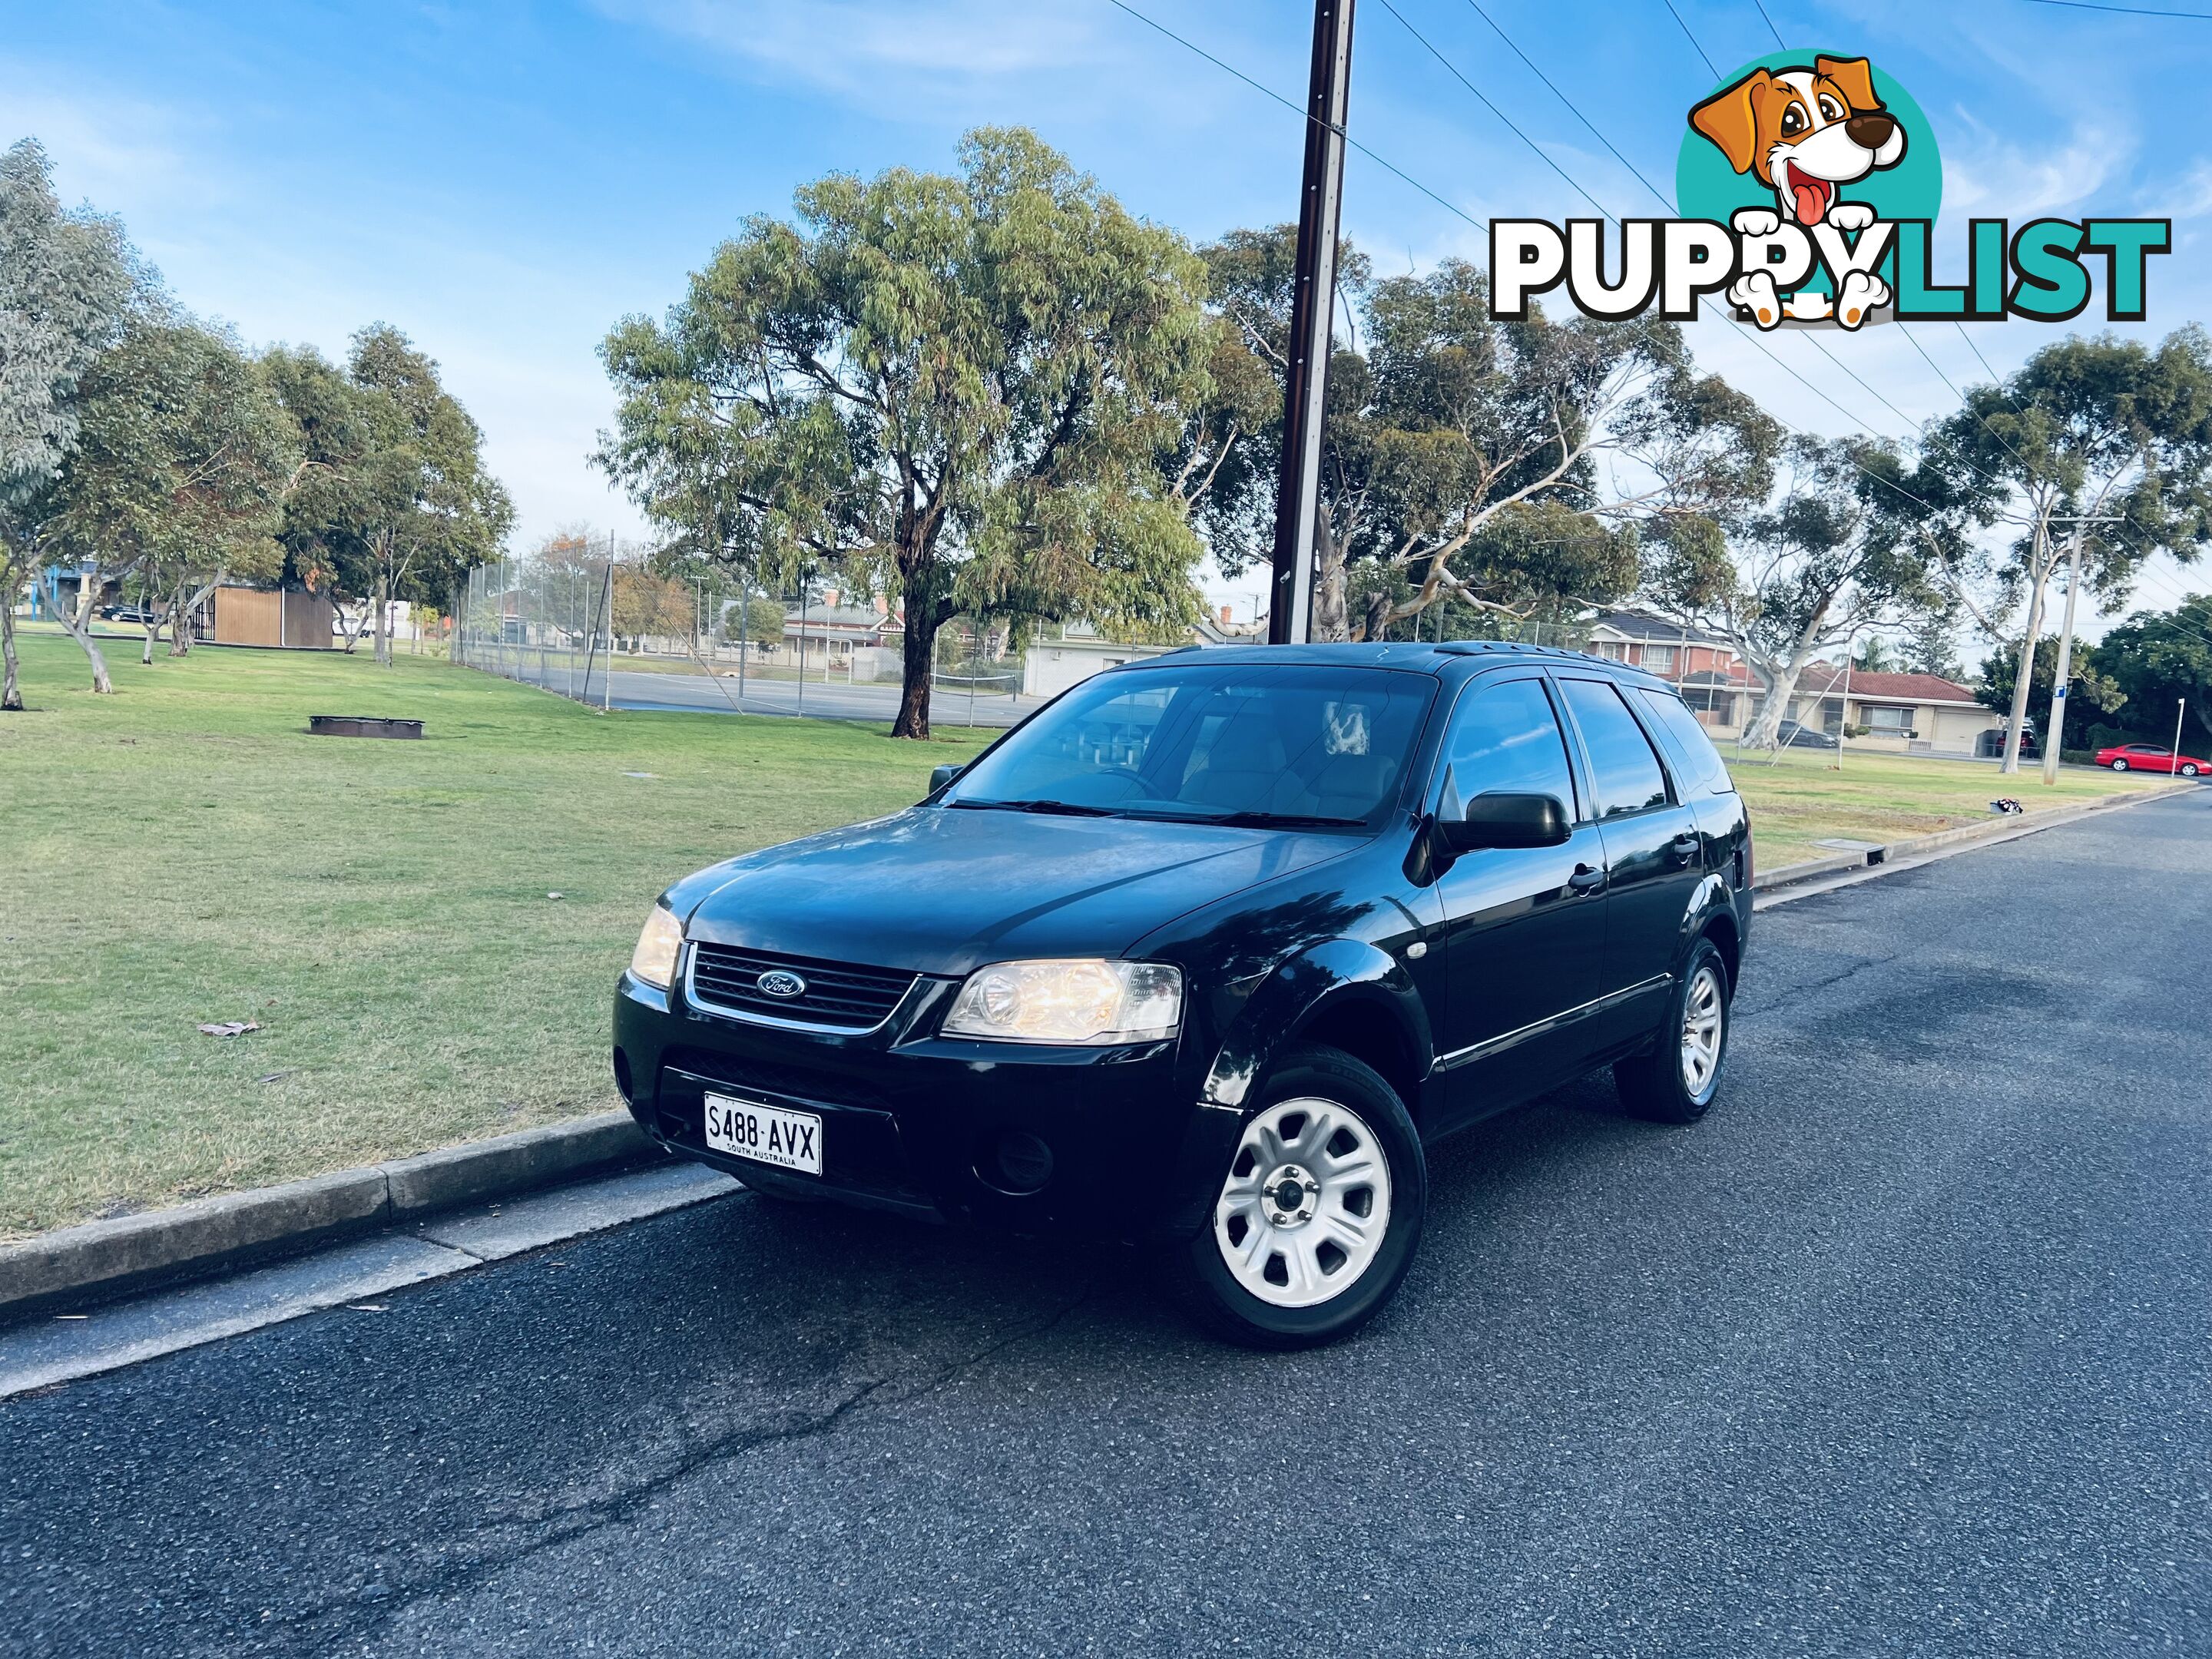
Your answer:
1429;674;1609;1124
1552;674;1704;1048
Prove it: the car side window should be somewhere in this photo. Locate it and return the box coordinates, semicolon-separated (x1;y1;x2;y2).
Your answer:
1558;678;1671;819
1439;677;1577;816
1632;687;1733;796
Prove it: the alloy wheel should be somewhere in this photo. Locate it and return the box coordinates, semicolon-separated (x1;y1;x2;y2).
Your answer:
1214;1097;1392;1309
1679;964;1726;1102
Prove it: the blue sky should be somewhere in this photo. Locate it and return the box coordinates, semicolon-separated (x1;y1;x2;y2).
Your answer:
9;0;2212;632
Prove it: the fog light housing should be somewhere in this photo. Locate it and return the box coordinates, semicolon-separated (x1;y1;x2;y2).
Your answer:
982;1130;1055;1195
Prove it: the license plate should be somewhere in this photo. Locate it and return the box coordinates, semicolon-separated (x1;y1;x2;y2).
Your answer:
703;1093;823;1176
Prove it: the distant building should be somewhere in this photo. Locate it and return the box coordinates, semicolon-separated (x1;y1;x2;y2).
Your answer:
1786;665;2002;757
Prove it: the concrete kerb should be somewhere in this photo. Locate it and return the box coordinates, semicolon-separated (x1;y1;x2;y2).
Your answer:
1753;780;2197;903
0;1111;655;1321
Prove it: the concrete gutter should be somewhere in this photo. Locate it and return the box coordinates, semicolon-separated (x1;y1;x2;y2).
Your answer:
1753;780;2197;906
0;1111;654;1320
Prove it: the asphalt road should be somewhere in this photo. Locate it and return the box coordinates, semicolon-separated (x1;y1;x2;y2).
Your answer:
5;791;2210;1657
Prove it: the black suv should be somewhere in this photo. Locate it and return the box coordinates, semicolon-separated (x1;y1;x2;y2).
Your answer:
614;644;1751;1346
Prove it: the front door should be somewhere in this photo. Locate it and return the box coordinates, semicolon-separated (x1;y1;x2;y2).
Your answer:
1430;674;1610;1125
1554;675;1706;1048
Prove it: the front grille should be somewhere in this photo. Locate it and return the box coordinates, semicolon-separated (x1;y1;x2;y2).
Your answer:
687;942;918;1030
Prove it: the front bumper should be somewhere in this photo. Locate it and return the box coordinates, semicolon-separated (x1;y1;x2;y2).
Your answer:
612;959;1239;1240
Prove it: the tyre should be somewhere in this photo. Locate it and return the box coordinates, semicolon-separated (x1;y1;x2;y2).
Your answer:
2183;763;2200;778
2112;757;2130;771
1615;937;1733;1125
1163;1044;1426;1349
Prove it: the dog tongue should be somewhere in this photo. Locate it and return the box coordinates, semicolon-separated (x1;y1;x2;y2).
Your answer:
1791;179;1826;226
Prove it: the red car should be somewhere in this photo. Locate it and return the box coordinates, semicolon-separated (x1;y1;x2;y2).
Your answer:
2097;742;2208;777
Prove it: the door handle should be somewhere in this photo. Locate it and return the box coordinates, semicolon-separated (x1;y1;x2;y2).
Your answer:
1567;865;1605;894
1671;832;1701;862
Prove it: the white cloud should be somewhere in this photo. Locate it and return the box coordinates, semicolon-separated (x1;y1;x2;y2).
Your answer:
594;0;1109;101
1939;113;2130;218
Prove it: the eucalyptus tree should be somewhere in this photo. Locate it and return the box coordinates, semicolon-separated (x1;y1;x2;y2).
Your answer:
598;127;1217;738
267;328;513;663
2099;595;2212;744
1927;329;2212;772
0;137;134;707
1199;228;1778;641
1644;437;1954;748
45;313;300;673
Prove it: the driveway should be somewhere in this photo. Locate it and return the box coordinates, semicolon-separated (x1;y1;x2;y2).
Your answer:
4;791;2208;1657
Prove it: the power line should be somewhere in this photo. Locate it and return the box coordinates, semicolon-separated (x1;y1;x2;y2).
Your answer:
1101;0;1492;238
1751;0;1788;47
2021;0;2212;18
1661;0;1722;76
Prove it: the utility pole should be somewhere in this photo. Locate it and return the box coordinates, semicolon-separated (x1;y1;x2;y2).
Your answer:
2174;697;2188;777
2038;515;2119;786
1267;0;1356;646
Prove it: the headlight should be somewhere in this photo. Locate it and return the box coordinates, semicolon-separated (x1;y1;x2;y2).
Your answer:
942;959;1183;1045
628;902;684;990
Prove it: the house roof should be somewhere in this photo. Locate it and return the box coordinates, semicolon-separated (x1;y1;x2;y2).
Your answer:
1584;608;1734;649
1796;664;1983;705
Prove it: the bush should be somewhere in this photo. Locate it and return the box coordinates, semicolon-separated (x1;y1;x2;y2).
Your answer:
2061;749;2100;767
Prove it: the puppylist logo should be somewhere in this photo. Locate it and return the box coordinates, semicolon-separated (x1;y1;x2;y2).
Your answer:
1490;51;2169;330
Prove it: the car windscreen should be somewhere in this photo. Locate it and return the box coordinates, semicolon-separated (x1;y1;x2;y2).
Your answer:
944;664;1436;827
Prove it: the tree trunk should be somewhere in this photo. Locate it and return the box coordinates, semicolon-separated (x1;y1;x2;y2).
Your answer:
375;571;392;667
169;582;192;657
1310;507;1349;642
141;618;157;665
1;599;22;711
55;584;114;694
892;606;936;740
1999;568;2049;776
1743;648;1820;750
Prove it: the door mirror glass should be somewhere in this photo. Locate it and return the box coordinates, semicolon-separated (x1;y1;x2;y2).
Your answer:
929;762;963;793
1441;790;1571;851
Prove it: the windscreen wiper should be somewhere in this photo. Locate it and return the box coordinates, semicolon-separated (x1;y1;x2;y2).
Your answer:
945;797;1119;816
1139;810;1367;829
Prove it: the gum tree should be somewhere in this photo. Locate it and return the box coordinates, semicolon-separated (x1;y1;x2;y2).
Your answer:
598;127;1217;738
1200;228;1778;641
1928;330;2212;772
0;138;134;707
46;313;300;670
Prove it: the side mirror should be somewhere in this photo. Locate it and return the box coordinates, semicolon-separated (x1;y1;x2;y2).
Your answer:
929;762;963;795
1439;791;1571;853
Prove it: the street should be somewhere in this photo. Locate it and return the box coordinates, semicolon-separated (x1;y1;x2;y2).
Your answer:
4;790;2208;1657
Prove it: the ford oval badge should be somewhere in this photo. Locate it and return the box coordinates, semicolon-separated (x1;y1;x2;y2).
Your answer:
756;969;807;1000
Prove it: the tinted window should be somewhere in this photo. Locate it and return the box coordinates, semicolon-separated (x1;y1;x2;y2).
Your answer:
1633;687;1733;796
1442;677;1576;814
947;664;1435;825
1559;678;1670;818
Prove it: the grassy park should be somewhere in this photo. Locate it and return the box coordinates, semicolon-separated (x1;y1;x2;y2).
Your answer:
0;631;2163;1238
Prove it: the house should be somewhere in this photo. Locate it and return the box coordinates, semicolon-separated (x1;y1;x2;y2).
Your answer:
1584;609;1748;684
1019;608;1259;699
1784;664;2004;757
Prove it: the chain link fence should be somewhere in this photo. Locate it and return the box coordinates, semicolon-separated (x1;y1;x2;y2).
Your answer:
449;551;1029;727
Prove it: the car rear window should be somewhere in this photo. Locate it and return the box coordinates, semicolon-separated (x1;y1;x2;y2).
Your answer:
1633;687;1735;796
946;664;1436;826
1558;679;1670;819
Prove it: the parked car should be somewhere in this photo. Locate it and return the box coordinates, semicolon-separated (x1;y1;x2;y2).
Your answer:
614;645;1753;1346
99;604;160;626
1774;720;1839;750
2097;742;2207;777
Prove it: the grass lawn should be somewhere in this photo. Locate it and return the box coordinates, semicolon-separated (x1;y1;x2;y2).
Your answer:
0;629;985;1239
1723;743;2165;872
0;629;2169;1238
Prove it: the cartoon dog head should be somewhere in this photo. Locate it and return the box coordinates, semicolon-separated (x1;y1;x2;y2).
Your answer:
1690;57;1906;228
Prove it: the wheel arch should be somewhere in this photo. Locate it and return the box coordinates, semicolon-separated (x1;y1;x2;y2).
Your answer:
1201;939;1434;1124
